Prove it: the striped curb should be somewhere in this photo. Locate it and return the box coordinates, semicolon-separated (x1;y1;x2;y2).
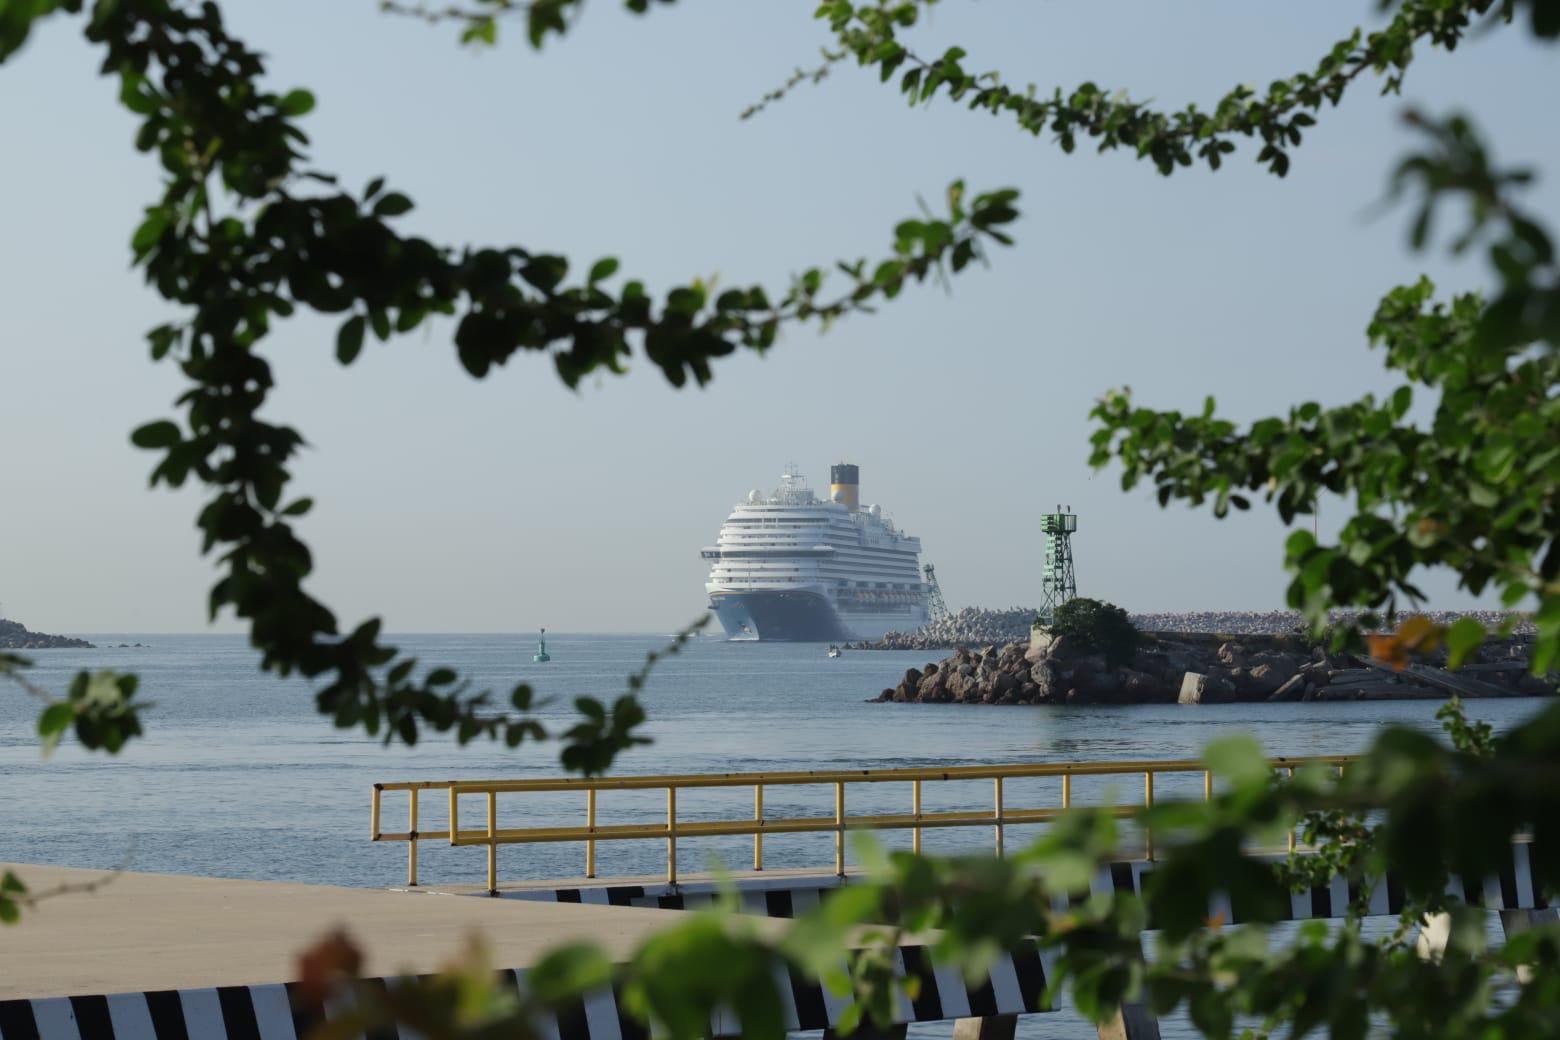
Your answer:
0;941;1051;1040
458;842;1550;925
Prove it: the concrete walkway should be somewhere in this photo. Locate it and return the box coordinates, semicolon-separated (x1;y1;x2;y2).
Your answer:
1;862;774;1000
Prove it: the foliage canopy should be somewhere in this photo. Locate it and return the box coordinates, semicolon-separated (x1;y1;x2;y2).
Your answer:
1048;597;1140;668
2;2;1558;1038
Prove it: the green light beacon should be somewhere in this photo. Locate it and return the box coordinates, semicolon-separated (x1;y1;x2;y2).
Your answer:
532;628;551;663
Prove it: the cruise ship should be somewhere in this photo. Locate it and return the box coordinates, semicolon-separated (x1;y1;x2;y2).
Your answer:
703;464;930;641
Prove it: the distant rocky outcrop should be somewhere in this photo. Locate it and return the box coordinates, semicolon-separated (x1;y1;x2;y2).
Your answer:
872;627;1555;706
0;618;94;650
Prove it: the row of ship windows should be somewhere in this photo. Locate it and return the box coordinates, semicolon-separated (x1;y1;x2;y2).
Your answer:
716;569;920;581
716;539;918;555
714;576;921;590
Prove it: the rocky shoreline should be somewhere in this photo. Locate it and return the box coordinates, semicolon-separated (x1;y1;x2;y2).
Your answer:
872;627;1555;706
0;618;94;650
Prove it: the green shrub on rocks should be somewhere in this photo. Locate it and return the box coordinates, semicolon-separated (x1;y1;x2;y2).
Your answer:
1049;598;1139;667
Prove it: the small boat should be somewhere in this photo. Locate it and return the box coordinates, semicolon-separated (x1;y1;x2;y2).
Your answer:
532;628;551;663
827;645;842;658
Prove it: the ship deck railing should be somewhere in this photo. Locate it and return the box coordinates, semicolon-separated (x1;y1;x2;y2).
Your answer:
371;756;1356;893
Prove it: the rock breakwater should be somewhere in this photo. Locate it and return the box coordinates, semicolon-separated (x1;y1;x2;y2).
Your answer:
855;609;1534;650
855;607;1035;650
873;627;1554;706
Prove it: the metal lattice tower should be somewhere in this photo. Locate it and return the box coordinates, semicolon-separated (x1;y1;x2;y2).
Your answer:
923;563;949;620
1038;505;1078;625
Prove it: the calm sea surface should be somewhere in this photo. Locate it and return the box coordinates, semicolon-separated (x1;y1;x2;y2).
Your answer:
2;633;1543;1037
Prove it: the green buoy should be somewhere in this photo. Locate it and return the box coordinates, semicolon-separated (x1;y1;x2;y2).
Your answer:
532;628;551;663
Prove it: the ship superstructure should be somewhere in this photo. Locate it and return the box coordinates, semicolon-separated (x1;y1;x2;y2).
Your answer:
702;464;930;641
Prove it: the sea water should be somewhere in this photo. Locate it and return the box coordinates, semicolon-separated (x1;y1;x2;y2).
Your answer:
1;633;1544;1037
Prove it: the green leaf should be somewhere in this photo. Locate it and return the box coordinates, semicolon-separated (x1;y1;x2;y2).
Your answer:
336;315;366;365
38;702;73;738
38;702;74;757
527;943;613;1002
374;193;414;218
1204;735;1269;788
130;421;181;449
1444;617;1486;670
131;209;167;255
278;89;316;117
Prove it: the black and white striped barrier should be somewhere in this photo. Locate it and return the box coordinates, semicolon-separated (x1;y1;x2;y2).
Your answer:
0;940;1052;1040
460;842;1550;926
472;872;846;917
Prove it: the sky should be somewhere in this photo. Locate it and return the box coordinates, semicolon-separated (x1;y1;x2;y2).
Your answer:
0;2;1556;635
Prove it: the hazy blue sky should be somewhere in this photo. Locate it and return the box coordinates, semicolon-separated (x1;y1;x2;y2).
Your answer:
1;2;1555;634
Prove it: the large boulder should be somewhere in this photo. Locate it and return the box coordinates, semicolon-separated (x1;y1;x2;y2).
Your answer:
1045;634;1076;660
1120;669;1164;700
1179;671;1236;704
1247;662;1297;695
1085;668;1123;695
1266;673;1306;702
917;672;946;701
1179;673;1209;704
1216;641;1246;667
1025;628;1055;663
1063;655;1099;687
1030;660;1061;698
1257;652;1302;675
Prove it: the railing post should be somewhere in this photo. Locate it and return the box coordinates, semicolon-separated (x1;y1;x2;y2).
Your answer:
834;781;846;876
667;787;678;885
993;776;1005;858
912;780;923;856
408;788;419;887
1144;771;1155;862
1286;767;1296;853
448;787;459;845
586;788;597;879
1203;770;1212;801
370;784;382;841
486;790;498;896
1062;772;1072;811
754;784;764;871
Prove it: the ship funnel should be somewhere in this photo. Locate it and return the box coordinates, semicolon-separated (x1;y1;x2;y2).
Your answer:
830;462;860;512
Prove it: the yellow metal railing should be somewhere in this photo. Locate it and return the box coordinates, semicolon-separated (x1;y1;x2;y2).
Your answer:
371;756;1356;893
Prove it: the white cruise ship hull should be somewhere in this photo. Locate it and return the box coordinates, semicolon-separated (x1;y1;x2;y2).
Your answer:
709;587;925;642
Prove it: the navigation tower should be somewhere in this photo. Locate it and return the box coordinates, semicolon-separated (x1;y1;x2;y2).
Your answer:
1038;506;1078;625
923;563;949;620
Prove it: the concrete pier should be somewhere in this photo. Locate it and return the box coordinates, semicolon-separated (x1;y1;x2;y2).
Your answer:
0;862;744;1000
